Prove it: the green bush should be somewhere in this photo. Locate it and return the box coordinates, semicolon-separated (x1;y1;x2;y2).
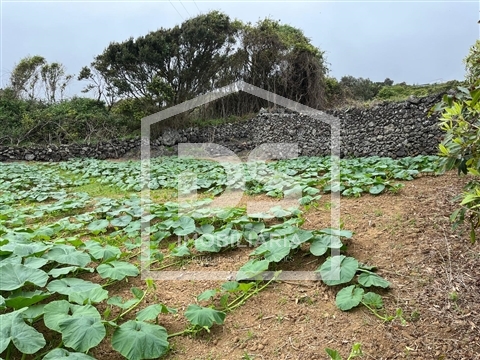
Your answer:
376;81;463;101
434;41;480;243
0;94;136;145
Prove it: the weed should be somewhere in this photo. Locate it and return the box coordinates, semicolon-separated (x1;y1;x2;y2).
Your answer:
410;309;420;322
448;291;459;302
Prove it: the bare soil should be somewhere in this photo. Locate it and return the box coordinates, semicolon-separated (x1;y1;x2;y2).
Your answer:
93;172;479;359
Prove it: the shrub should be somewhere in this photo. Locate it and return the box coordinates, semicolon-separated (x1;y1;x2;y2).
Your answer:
434;41;480;243
0;94;135;145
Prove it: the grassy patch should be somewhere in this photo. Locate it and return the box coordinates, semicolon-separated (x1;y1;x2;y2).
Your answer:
71;179;132;199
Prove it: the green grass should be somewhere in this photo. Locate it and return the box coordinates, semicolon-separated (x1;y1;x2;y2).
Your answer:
70;179;132;199
375;80;463;101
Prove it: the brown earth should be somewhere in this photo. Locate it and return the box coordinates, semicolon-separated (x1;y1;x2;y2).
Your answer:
75;172;480;359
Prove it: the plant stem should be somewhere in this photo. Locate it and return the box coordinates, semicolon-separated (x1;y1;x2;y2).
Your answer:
361;302;388;321
151;260;183;271
227;276;276;312
114;289;147;321
167;327;196;338
102;280;117;288
6;343;12;360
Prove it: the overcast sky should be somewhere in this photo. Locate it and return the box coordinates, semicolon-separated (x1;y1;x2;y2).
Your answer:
1;0;479;97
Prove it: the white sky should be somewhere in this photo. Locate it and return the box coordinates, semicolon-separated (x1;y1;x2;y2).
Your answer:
1;0;479;97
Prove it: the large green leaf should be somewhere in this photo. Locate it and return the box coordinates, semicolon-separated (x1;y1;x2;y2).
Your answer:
369;184;386;195
87;219;109;234
357;272;390;288
0;309;46;354
197;289;218;302
111;320;169;360
43;348;97;360
47;278;101;296
173;216;195;236
288;229;313;248
4;290;51;309
325;348;343;360
317;255;358;286
48;266;94;278
84;240;121;261
335;285;364;311
110;215;133;228
197;224;214;234
44;300;105;352
135;304;177;322
43;244;91;267
0;242;51;257
69;287;109;305
171;243;191;257
251;239;291;262
96;261;139;281
59;313;106;352
20;304;45;323
221;281;240;292
184;304;226;328
0;263;49;291
362;292;384;309
236;259;270;281
23;256;49;269
195;234;221;253
107;296;138;310
310;235;343;256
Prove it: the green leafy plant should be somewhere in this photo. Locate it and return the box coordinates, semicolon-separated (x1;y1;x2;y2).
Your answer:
326;342;363;360
0;154;441;359
432;40;480;243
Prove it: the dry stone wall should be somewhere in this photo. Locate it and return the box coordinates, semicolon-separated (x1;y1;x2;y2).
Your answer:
0;94;444;162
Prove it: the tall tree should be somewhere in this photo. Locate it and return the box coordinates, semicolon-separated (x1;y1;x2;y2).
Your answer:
10;55;46;100
235;19;328;109
90;11;240;112
78;64;118;109
40;62;72;103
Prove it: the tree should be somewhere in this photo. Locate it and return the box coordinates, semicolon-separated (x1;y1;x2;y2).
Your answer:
90;11;240;113
238;18;328;108
9;56;72;102
339;76;382;101
10;55;46;100
383;78;394;86
84;12;328;122
433;40;480;243
40;62;72;103
464;39;480;85
78;65;117;109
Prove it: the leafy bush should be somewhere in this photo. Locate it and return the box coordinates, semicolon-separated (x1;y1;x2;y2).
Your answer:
0;94;136;145
434;41;480;243
376;80;463;101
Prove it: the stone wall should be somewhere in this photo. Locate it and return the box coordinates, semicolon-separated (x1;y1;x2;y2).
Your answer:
0;94;444;162
168;93;443;158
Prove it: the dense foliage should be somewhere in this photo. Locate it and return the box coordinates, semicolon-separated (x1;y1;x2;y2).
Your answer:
83;12;329;130
0;92;133;145
434;40;480;243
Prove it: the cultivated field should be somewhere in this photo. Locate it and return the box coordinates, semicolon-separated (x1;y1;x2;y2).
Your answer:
0;156;479;360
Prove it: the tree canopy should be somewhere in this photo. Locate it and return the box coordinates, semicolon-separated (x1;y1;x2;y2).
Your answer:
81;11;328;120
